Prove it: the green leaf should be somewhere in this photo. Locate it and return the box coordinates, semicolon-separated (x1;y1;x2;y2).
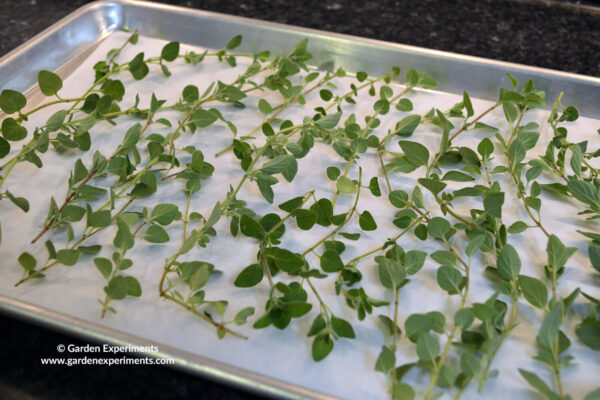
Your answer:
465;234;486;257
442;170;475;182
326;166;340;180
57;249;79;266
234;264;263;287
570;145;583;178
395;115;421;137
320;89;333;101
455;308;474;331
483;191;504;218
308;314;327;337
181;86;199;104
144;225;169;243
404;250;427;275
258;98;272;114
261;155;298;182
503;102;518;123
101;79;125;101
234;307;255;325
321;250;343;272
418;178;447;195
94;257;112;279
46;110;67;132
0;137;10;158
240;215;265;240
359;211;377;231
225;35;242;50
5;191;29;212
331;315;355;338
431;250;456;266
267;248;304;274
150;203;180;225
389;190;408;208
437;266;464;294
312;334;334;361
0;89;26;114
374;99;390;114
18;252;36;272
589;243;600;273
339;232;360;240
508;139;526;166
405;314;434;342
376;256;406;289
368;177;381;197
2;118;27;141
375;346;396;373
427;217;450;240
337;176;357;193
278;196;305;213
576;320;600;351
497;244;521;280
518;275;547;309
538;303;561;351
129;52;149;80
567;179;599;207
59;205;85;223
518;369;559;400
113;221;134;251
417;332;440;362
38;70;63;96
125;276;142;297
396;98;413;112
463;91;474;117
315;112;342;129
294;209;317;230
161;41;180;61
508;221;528;234
584;388;600;400
477;138;494;158
310;198;333;226
191;108;218;128
117;125;140;152
392;383;415;400
399;141;429;167
546;234;577;270
105;275;128;300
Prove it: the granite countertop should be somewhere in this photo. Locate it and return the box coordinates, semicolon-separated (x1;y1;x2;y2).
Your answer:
0;1;598;399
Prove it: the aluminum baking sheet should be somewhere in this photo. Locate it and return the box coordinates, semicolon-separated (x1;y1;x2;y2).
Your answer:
0;2;599;400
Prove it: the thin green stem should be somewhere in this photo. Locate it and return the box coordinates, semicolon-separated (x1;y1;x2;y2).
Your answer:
449;102;500;142
423;253;470;400
303;168;363;257
15;197;135;286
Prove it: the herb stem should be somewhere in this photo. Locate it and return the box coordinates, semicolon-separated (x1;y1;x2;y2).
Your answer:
449;102;500;142
214;71;337;157
259;242;274;287
477;296;518;392
303;168;363;257
423;254;470;400
267;190;314;234
346;216;424;265
15;197;135;286
182;191;191;242
100;248;126;318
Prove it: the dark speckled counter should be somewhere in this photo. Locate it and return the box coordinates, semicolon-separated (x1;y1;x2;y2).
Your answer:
0;1;598;399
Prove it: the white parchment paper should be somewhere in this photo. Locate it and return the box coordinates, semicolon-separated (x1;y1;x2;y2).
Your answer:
1;32;599;399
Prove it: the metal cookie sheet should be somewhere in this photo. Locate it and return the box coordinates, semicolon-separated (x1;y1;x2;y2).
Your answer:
0;1;599;400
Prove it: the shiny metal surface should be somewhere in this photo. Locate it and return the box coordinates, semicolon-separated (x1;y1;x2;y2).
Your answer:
0;1;598;399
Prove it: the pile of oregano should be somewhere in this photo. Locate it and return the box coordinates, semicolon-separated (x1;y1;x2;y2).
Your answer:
1;28;598;399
